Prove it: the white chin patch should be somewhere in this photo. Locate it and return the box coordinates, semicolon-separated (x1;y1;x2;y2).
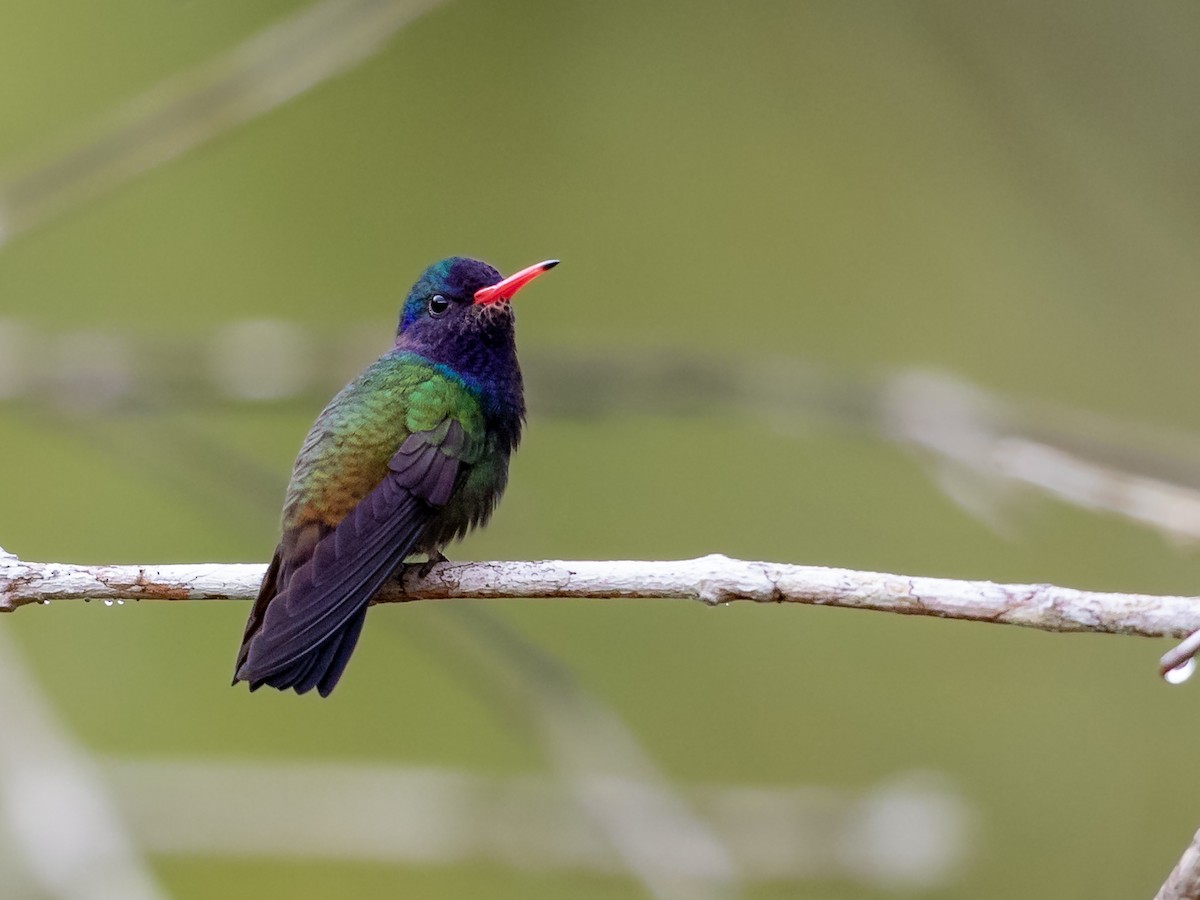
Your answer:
478;300;512;320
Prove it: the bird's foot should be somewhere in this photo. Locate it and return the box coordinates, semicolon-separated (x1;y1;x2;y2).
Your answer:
398;551;449;583
417;551;449;579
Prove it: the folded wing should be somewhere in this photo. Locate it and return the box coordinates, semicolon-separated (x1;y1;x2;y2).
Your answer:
234;419;468;696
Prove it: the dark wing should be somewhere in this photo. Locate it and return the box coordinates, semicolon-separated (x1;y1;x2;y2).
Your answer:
233;419;468;696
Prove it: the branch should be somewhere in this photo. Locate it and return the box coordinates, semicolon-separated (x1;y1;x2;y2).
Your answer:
1157;826;1200;900
3;546;1198;638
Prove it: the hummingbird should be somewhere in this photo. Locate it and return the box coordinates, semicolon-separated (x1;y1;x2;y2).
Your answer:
233;256;558;696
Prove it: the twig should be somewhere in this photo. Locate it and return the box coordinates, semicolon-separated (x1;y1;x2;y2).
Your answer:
1156;827;1200;900
0;630;166;899
884;371;1200;545
408;606;740;900
0;0;446;245
1159;631;1200;680
102;759;970;888
2;546;1198;639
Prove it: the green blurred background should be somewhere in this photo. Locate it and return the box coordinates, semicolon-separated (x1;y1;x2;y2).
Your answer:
3;1;1200;897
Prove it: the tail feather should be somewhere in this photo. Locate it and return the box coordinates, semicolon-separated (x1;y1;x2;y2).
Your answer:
236;475;425;690
289;605;369;696
233;417;469;697
317;605;369;697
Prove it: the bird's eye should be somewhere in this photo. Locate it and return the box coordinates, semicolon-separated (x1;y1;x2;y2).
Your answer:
428;294;451;317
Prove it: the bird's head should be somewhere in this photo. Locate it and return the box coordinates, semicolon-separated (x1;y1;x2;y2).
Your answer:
396;257;558;356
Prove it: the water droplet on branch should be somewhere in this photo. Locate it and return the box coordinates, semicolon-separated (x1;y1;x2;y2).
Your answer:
1165;657;1196;685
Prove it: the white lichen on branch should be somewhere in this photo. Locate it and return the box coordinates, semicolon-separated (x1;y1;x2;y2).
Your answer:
3;546;1198;642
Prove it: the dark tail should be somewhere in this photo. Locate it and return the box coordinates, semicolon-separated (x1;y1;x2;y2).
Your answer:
234;433;455;697
231;536;375;697
244;604;369;697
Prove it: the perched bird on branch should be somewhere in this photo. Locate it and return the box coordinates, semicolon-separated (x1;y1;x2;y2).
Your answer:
233;257;558;696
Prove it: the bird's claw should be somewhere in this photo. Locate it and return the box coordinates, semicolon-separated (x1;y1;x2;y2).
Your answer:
417;551;449;579
398;551;449;583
